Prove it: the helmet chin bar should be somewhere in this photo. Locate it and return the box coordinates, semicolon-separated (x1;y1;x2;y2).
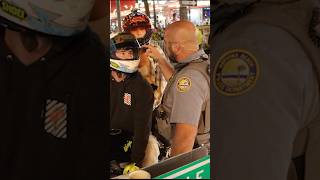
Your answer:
110;59;140;74
137;28;153;45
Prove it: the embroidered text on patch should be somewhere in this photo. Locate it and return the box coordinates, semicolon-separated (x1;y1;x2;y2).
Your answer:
0;0;27;20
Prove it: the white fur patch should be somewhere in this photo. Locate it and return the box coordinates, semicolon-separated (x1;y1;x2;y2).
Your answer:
142;134;160;167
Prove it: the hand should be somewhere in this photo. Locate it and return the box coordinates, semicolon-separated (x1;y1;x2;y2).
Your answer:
123;163;140;175
142;44;166;64
142;45;174;81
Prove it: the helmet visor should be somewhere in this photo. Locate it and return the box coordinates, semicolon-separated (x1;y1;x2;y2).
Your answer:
111;47;140;60
110;33;141;60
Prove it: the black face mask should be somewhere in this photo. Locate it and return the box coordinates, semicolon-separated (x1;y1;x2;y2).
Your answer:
163;43;178;64
136;28;153;45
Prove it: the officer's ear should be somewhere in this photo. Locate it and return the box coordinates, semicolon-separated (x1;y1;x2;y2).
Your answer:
171;42;181;54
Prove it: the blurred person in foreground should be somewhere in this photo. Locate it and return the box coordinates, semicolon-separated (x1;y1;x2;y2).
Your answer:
212;0;320;179
0;0;106;179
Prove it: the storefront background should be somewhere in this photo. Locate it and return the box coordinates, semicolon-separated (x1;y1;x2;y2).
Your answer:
110;0;210;32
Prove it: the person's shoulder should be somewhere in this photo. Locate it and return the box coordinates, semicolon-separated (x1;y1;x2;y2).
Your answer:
172;68;209;97
66;28;105;67
215;20;291;44
212;21;313;99
213;21;310;68
76;28;104;52
134;72;154;92
177;67;208;85
61;28;104;56
131;73;154;104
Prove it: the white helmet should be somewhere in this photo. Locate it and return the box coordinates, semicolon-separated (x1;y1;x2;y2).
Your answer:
110;32;141;73
0;0;95;36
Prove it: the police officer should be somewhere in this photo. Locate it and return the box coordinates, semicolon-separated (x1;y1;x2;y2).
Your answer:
0;1;106;179
212;0;320;180
144;20;210;157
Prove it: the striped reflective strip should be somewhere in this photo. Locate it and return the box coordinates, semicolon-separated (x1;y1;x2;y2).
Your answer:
44;100;67;139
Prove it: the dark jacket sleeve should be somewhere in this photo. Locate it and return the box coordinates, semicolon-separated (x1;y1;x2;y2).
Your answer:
131;74;154;166
72;32;107;179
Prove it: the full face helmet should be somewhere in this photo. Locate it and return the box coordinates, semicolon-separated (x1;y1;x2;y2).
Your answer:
122;9;153;45
110;32;141;73
0;0;95;36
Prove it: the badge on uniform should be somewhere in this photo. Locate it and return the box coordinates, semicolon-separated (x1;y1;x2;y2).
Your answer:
43;99;67;139
213;49;260;96
176;77;192;93
123;93;132;106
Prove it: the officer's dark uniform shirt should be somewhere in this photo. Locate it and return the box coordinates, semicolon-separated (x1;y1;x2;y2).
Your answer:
0;27;107;180
212;1;320;180
110;71;154;166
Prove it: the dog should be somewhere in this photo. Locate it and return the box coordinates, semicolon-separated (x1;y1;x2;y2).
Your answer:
141;134;160;167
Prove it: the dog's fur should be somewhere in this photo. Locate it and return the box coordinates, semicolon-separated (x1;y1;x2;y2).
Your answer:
138;46;165;167
138;55;155;85
141;134;160;167
138;54;163;108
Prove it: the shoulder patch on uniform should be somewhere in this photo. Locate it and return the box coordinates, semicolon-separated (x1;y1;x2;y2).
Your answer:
176;77;192;93
213;49;259;96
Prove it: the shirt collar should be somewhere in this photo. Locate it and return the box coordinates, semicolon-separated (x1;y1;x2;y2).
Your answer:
180;49;208;63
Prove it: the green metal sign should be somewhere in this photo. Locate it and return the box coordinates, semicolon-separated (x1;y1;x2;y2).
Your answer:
154;155;210;179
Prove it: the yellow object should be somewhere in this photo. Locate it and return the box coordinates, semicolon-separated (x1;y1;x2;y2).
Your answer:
129;170;151;179
196;27;203;46
123;163;140;175
123;140;133;152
